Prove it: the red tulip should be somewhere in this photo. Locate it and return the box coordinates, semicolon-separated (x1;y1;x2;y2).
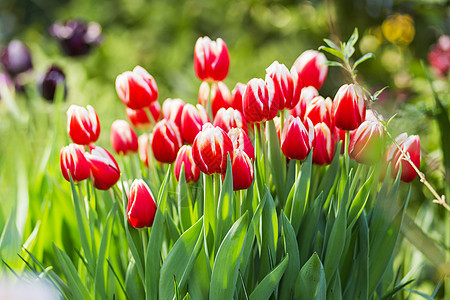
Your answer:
349;120;385;165
181;103;209;144
174;145;201;183
213;107;247;134
110;120;139;155
138;133;151;167
192;123;233;175
290;86;319;120
126;101;161;129
332;84;366;131
162;98;185;130
127;179;157;228
291;50;328;90
242;77;279;123
60;144;90;182
85;146;120;190
228;127;255;160
281;116;315;160
390;134;420;182
67;104;100;145
266;61;295;110
115;65;158;110
312;123;335;165
304;96;333;128
194;36;230;82
151;119;183;163
230;149;254;191
198;81;232;118
231;82;246;114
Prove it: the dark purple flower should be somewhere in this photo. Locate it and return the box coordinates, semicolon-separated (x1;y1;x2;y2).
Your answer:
49;20;103;57
38;65;67;102
1;40;33;77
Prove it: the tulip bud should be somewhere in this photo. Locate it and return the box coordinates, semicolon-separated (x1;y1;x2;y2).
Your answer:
194;36;230;82
390;135;420;183
49;20;102;57
231;82;246;114
332;84;366;131
228;127;255;160
151;119;183;163
214;107;247;134
127;179;157;228
349;120;385;165
290;86;319;120
198;81;232;118
126;101;161;130
230;149;254;191
138;133;151;167
180;103;209;144
67;104;101;145
115;66;158;110
304;96;333;128
174;145;201;183
192;123;233;175
110;120;139;155
281;116;315;160
162;98;185;129
313;123;336;165
243;77;279;123
60;144;91;182
266;61;295;110
85;146;120;190
37;65;67;102
0;40;33;77
291;50;328;90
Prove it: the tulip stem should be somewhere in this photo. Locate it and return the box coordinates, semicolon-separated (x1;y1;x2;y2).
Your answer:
259;122;270;187
344;130;350;175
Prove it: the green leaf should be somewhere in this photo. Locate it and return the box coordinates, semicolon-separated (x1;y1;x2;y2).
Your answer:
259;192;278;281
160;217;204;300
209;212;249;300
316;145;340;204
249;254;289;300
323;38;341;51
290;152;312;235
267;119;286;204
203;173;215;260
279;213;300;300
386;113;397;127
355;212;369;299
347;28;359;50
146;166;171;300
318;46;344;60
348;171;373;229
0;209;21;262
353;53;374;70
371;86;388;102
294;253;326;300
216;154;233;245
188;245;210;300
177;164;193;232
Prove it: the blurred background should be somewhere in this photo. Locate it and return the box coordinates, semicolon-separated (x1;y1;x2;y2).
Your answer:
0;0;448;298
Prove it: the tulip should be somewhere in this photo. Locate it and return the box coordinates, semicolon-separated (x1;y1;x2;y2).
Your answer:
390;134;420;183
242;77;279;123
67;104;101;145
291;50;328;90
281;116;315;160
332;84;366;131
313;123;335;165
304;96;333;128
231;82;246;114
198;81;232;118
37;65;67;102
213;107;247;134
162;98;185;129
60;144;91;182
365;109;382;122
428;35;450;77
127;179;157;228
290;86;319;120
194;36;230;82
126;101;161;130
151;119;183;163
230;149;254;191
138;133;151;167
110;120;139;155
266;61;295;110
115;65;158;110
49;20;102;57
174;145;201;183
85;146;120;190
192;123;233;175
228;127;255;160
349;120;385;165
0;40;33;77
180;103;209;144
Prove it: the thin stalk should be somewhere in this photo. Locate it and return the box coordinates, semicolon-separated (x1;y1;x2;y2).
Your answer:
344;130;350;175
259;122;270;186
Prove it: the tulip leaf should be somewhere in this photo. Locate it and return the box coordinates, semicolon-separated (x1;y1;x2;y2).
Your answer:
216;154;233;246
249;254;289;300
177;164;193;232
290;151;312;235
188;245;211;300
355;212;369;300
145;166;171;300
347;171;373;229
259;192;278;281
267;119;285;204
209;212;248;300
316;143;340;202
294;252;326;300
203;173;215;261
0;208;21;262
159;217;204;300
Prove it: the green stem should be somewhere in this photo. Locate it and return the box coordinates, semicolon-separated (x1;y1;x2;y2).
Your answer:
344;130;350;175
259;122;270;187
